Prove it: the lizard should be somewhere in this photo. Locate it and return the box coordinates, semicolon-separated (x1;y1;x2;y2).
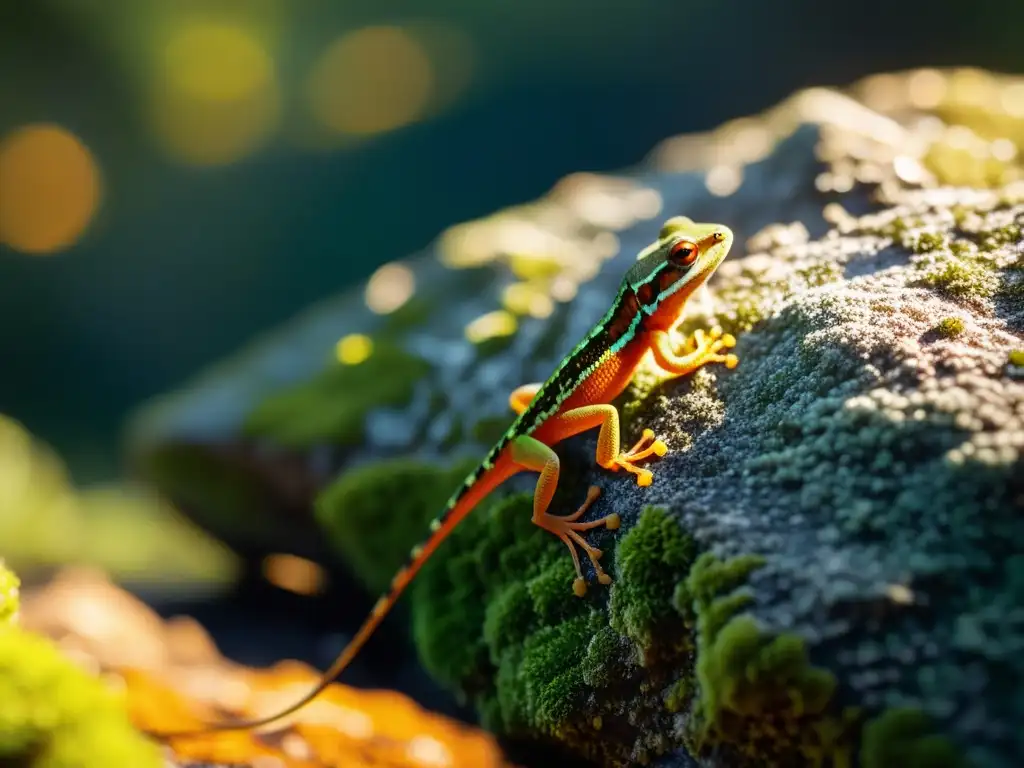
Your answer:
149;215;738;739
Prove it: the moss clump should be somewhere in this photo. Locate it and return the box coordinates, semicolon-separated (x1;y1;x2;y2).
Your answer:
860;708;964;768
1009;349;1024;367
912;252;1000;300
680;552;845;764
934;317;965;338
243;340;431;449
913;231;946;253
0;561;19;625
0;626;163;768
413;492;593;729
411;494;698;765
315;457;477;594
609;506;697;663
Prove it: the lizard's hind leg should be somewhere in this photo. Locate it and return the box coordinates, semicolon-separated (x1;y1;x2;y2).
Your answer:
510;435;620;596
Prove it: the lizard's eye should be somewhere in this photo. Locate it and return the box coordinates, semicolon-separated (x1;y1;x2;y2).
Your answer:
669;239;699;267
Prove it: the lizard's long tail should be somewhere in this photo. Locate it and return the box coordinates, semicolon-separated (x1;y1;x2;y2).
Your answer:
143;456;516;739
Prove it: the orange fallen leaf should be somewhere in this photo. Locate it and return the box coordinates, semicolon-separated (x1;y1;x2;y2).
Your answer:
20;568;517;768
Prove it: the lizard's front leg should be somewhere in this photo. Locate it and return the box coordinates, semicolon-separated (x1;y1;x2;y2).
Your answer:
510;435;619;597
650;326;738;376
554;404;668;487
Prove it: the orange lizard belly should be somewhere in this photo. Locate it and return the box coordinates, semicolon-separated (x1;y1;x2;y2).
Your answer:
559;341;650;413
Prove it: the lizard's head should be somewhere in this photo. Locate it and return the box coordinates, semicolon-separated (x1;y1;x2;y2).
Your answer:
626;216;733;331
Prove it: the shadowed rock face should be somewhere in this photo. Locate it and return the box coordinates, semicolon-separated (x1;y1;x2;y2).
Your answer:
129;68;1023;767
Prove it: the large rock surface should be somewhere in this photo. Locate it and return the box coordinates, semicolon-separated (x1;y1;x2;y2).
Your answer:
129;68;1024;767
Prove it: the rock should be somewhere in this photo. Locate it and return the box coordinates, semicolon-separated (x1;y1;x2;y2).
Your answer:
128;68;1024;767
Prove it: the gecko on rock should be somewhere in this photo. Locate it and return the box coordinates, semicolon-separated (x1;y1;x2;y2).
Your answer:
149;215;739;737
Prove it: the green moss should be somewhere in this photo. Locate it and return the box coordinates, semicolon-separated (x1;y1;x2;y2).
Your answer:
934;317;965;338
912;252;1000;300
243;340;431;449
796;261;844;287
698;616;835;722
913;231;946;253
609;506;697;663
0;626;163;767
0;561;18;626
315;457;478;594
679;552;847;764
1009;349;1024;367
411;489;695;765
860;708;964;768
665;676;692;713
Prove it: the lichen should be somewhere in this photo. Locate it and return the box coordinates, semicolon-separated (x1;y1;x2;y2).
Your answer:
860;708;964;768
0;626;163;767
244;340;431;449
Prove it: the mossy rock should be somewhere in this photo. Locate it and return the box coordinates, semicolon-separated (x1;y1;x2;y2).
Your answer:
126;68;1024;767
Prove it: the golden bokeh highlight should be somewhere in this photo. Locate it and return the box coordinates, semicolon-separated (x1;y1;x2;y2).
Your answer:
501;282;554;319
336;333;374;365
0;124;101;255
262;554;326;596
152;22;280;166
465;310;518;344
365;262;416;314
308;26;434;137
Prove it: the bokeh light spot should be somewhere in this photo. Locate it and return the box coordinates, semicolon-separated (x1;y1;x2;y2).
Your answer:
365;262;416;314
261;553;325;596
0;124;101;255
465;311;517;344
336;333;374;365
308;26;434;136
153;21;279;166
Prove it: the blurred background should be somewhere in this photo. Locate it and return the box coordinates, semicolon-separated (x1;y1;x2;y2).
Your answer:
3;0;1024;485
1;0;1023;663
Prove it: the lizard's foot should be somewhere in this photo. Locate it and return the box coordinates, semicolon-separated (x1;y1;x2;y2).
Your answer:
681;325;739;369
533;485;620;597
602;428;668;487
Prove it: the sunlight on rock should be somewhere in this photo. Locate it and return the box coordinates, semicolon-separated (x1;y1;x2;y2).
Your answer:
308;26;434;137
153;21;280;166
366;261;416;314
261;553;325;596
0;124;101;255
335;333;373;365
